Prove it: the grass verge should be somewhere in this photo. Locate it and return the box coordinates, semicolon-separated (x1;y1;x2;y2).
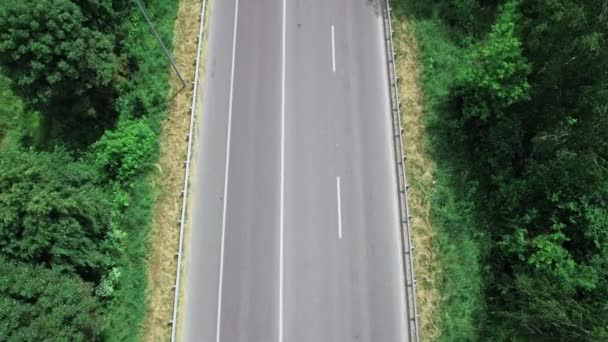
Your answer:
104;1;179;341
391;14;441;340
392;1;486;340
142;0;205;340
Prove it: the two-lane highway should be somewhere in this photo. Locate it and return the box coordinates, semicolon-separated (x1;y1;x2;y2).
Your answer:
182;0;410;340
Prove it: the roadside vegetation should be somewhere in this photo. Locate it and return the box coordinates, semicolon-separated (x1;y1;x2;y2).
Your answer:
393;0;608;340
142;0;205;340
0;0;179;340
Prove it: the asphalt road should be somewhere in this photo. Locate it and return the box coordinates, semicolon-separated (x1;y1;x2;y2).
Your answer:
182;0;409;341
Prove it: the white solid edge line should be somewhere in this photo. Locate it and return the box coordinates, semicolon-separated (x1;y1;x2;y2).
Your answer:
331;25;336;73
278;0;286;340
336;176;343;239
216;0;240;341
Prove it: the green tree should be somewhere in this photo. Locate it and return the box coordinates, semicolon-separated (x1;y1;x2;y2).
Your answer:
451;1;530;173
74;0;131;32
401;0;608;339
439;0;608;339
0;0;118;124
0;257;101;342
0;149;114;282
517;0;608;168
455;1;530;122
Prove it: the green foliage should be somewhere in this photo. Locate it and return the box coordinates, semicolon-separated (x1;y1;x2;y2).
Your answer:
0;0;178;339
105;180;155;342
0;74;19;146
0;73;41;149
0;0;118;117
490;151;608;340
102;1;179;339
392;2;486;339
0;257;101;341
430;169;485;341
73;0;131;32
450;1;531;177
482;2;608;339
454;2;530;122
96;267;122;298
0;149;115;282
115;0;177;124
399;0;608;339
439;0;483;30
491;274;608;341
406;0;504;34
93;121;158;182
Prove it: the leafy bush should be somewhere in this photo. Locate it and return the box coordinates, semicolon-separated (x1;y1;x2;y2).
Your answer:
454;2;530;122
93;121;158;182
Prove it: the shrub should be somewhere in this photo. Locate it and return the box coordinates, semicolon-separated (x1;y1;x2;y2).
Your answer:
93;121;157;182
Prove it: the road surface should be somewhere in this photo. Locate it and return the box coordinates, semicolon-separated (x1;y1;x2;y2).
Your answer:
182;0;410;340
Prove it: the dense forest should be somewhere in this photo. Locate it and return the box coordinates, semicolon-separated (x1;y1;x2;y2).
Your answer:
396;0;608;340
0;0;177;340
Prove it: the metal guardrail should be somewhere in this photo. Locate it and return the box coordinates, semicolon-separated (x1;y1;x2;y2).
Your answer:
169;0;208;341
381;1;420;340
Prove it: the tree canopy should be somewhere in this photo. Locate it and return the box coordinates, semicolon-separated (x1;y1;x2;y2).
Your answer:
443;0;608;339
0;0;176;339
0;257;101;342
0;149;114;282
0;0;118;121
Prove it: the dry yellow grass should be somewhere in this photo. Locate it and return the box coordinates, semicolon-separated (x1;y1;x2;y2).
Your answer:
393;17;442;341
141;0;203;340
